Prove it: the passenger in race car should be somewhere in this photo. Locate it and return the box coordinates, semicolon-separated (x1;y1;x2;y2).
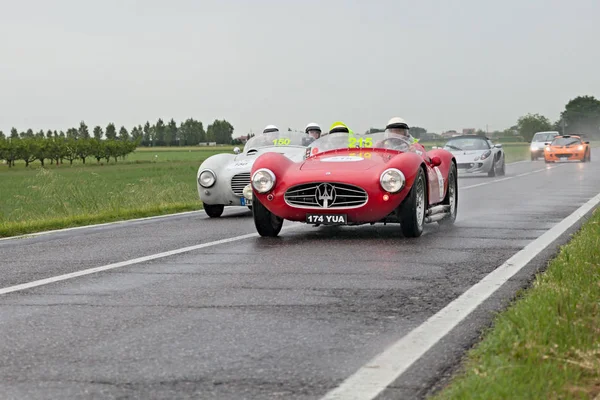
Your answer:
302;122;322;146
376;117;425;154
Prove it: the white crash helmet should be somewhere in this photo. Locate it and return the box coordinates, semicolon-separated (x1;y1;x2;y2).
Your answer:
385;117;409;130
305;122;321;134
263;124;279;133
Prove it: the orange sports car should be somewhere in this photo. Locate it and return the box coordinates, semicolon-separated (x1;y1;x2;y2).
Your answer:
544;135;591;163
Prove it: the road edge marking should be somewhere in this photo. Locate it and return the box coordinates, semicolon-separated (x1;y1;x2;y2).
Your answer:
0;207;252;242
0;223;301;295
320;190;600;400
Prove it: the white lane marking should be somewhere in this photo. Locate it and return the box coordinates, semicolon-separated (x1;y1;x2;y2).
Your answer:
320;190;600;400
0;207;251;243
461;164;566;190
0;224;302;295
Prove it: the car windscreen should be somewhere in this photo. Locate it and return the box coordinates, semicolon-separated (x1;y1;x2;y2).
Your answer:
443;137;490;151
243;130;307;153
307;131;414;155
551;137;581;146
532;132;557;142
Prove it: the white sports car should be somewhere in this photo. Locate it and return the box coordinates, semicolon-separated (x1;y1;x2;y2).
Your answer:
196;130;311;217
441;135;505;177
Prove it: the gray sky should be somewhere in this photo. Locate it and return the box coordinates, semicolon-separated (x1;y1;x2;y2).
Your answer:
1;0;599;136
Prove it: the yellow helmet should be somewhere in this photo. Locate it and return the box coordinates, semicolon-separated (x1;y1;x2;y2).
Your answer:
329;121;353;134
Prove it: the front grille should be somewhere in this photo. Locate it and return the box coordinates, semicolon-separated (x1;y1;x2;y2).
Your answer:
230;173;250;196
554;153;572;158
284;182;368;209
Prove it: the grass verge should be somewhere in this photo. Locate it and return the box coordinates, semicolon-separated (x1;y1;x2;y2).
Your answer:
430;207;600;400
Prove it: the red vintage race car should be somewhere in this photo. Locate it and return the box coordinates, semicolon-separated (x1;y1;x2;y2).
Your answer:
243;131;458;237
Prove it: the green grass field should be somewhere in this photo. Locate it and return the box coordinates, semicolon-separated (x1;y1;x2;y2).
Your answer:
430;207;600;399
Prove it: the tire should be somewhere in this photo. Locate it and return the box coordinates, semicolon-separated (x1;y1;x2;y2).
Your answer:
498;155;506;176
204;203;224;218
531;154;536;161
439;162;457;226
487;156;496;177
252;197;283;237
399;167;427;237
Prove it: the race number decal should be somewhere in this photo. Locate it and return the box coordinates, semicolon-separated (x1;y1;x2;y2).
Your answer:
272;138;291;145
434;166;444;200
348;137;373;148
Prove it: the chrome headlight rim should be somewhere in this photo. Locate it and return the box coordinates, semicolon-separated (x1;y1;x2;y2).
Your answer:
251;168;276;194
198;168;216;188
379;168;405;193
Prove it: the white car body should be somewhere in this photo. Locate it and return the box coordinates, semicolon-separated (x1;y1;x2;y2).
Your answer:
441;135;506;177
196;130;311;217
530;131;559;160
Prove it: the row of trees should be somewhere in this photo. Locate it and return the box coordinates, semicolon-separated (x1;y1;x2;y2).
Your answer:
0;136;138;168
364;95;600;142
0;118;235;147
514;95;600;142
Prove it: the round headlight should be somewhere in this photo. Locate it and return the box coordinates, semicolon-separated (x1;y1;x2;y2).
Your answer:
243;184;253;200
251;168;276;193
380;168;405;193
198;169;216;188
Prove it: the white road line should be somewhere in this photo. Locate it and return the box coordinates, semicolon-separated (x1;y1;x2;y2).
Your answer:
320;190;600;400
0;224;302;295
461;164;566;190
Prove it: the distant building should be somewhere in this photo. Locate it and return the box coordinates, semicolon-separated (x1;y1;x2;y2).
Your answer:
462;128;476;135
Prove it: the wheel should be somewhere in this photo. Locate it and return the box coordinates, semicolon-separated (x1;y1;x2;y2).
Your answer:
252;197;283;237
399;167;427;237
487;156;496;177
204;203;224;218
498;155;506;176
439;162;457;226
531;154;536;161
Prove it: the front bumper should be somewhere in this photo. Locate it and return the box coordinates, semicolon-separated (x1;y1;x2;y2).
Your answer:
256;181;410;224
544;151;585;162
456;156;493;174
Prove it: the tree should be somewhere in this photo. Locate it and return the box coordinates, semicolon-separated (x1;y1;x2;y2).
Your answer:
166;118;178;146
409;126;427;138
93;125;103;140
78;121;90;139
206;119;234;144
560;95;600;138
10;128;18;139
516;113;553;142
119;126;129;141
154;118;166;146
143;121;152;146
105;123;117;140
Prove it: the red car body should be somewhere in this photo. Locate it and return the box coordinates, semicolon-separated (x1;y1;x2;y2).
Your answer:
247;132;458;237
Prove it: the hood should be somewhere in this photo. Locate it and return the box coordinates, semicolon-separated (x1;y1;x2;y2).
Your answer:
449;149;489;163
224;146;306;172
299;151;388;171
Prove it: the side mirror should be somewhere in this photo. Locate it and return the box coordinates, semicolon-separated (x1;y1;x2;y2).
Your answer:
494;143;502;148
233;147;241;154
585;141;590;144
431;156;442;167
544;142;550;145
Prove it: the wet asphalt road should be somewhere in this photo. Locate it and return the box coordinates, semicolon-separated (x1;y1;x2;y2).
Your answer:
1;158;600;399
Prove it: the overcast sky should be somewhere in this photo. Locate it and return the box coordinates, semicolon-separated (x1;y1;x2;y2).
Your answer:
1;0;599;136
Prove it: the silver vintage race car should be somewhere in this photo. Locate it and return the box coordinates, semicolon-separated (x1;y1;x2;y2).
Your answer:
196;129;310;217
441;135;505;177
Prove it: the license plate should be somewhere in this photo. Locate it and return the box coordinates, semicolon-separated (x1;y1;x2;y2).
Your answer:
240;197;252;206
306;214;347;225
560;157;568;161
